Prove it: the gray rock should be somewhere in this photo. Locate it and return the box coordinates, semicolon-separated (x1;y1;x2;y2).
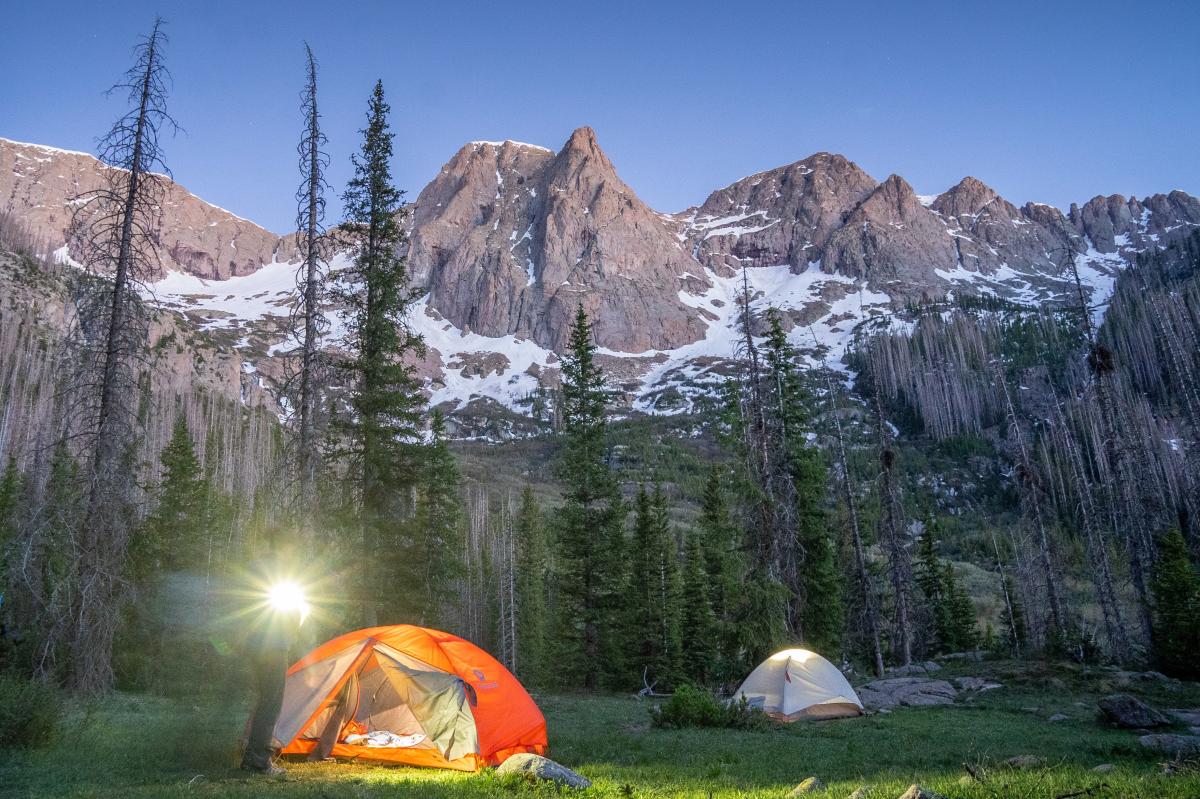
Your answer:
496;753;591;788
1168;708;1200;726
857;677;957;709
1139;734;1200;757
790;777;824;794
1004;755;1045;769
1091;764;1115;774
897;785;944;799
848;787;869;799
1097;694;1171;729
954;676;1003;692
922;661;941;673
1048;713;1069;722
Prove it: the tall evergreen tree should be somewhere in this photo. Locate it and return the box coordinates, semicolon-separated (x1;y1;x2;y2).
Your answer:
944;563;979;652
1150;529;1200;679
696;466;743;683
627;484;682;689
553;305;626;689
132;415;207;577
916;523;951;651
333;80;425;625
0;459;21;579
513;486;548;686
679;528;718;685
763;310;842;652
404;410;465;626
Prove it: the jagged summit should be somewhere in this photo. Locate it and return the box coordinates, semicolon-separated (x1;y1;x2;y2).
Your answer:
4;130;1199;419
0;137;282;279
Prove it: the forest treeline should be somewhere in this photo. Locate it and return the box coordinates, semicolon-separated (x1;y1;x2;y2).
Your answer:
1;23;1199;700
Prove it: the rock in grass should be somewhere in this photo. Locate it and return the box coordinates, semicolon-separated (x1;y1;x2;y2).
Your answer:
1091;764;1115;773
790;776;824;794
1138;734;1200;757
1097;694;1170;729
1004;755;1045;769
897;785;944;799
847;787;869;798
1168;708;1200;726
496;754;591;788
1048;713;1069;722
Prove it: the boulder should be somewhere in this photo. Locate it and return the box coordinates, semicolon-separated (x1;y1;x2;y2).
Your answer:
953;677;1003;692
1048;713;1069;723
897;785;944;799
1097;694;1171;729
1091;764;1115;774
1169;708;1200;726
791;777;824;794
848;787;869;799
496;754;591;788
887;661;942;677
857;678;957;709
1004;755;1045;770
1139;734;1200;757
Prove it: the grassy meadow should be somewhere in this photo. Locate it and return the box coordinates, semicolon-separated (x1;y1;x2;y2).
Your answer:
2;660;1198;799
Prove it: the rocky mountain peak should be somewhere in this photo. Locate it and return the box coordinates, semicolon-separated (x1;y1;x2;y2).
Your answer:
931;176;1001;217
0;137;283;279
682;151;879;274
408;127;710;355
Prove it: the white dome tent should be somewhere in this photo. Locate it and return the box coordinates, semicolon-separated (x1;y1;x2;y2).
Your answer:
733;648;863;721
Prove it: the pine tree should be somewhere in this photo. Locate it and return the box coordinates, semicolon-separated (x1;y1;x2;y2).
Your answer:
696;466;743;683
133;415;207;577
792;443;842;655
0;459;21;579
697;467;737;626
333;80;426;625
1150;529;1200;679
553;305;626;689
944;563;978;652
679;528;718;685
513;486;548;686
29;441;85;679
916;523;951;651
763;310;842;653
403;409;465;626
627;484;682;689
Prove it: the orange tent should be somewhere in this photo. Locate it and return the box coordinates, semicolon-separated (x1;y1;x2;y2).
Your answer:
270;625;547;771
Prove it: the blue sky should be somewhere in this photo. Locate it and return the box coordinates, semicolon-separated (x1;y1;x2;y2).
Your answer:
2;1;1197;233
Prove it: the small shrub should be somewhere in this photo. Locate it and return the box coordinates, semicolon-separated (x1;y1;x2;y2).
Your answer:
650;684;770;730
0;673;64;748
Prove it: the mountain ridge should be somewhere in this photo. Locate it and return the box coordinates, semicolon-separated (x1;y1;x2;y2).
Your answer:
4;130;1199;428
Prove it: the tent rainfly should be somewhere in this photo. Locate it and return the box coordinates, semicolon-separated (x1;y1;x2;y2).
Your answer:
733;648;864;721
266;625;547;770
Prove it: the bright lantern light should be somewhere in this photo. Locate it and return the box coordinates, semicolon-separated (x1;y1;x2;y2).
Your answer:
268;581;310;620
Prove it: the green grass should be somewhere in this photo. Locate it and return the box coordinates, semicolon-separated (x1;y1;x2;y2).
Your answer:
2;661;1199;798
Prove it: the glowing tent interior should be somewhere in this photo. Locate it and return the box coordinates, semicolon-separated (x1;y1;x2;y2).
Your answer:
733;648;864;721
267;625;547;770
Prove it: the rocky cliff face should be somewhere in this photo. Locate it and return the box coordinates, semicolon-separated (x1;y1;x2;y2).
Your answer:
0;137;285;279
4;129;1199;428
408;127;709;353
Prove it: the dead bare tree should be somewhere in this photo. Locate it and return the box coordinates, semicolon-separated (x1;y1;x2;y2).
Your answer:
289;42;331;534
994;361;1068;640
807;327;884;676
865;336;914;667
1061;241;1155;647
64;17;176;694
